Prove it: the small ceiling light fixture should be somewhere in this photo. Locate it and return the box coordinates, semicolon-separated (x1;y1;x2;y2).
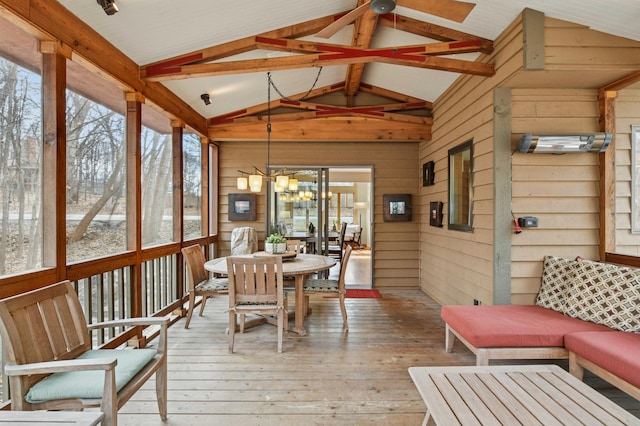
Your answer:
518;133;612;154
96;0;118;15
200;93;211;106
370;0;396;14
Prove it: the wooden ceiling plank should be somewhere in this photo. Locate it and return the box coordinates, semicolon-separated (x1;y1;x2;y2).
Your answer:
145;44;494;81
141;15;337;75
397;0;475;23
345;9;379;98
208;83;347;124
210;117;431;141
359;84;432;106
600;70;640;93
380;13;493;47
315;3;370;39
254;37;489;57
284;100;431;113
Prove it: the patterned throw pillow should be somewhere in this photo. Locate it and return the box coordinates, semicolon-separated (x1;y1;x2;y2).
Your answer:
535;256;579;312
563;260;640;332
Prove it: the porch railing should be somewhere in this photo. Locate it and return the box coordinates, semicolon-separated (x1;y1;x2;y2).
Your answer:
0;240;221;402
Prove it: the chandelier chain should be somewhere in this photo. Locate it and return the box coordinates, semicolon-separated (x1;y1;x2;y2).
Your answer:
268;67;323;102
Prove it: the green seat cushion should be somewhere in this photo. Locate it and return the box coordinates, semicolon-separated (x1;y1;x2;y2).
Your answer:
25;348;157;403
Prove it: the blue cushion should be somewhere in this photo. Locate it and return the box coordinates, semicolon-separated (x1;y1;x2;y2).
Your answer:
25;349;157;403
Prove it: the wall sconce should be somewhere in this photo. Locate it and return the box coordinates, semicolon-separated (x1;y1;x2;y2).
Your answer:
96;0;118;15
200;93;211;105
518;133;612;153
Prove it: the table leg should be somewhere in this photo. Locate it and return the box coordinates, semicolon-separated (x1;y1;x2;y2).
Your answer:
289;275;307;336
423;410;435;426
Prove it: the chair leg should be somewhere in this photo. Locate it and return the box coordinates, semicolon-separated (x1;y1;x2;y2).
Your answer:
277;309;284;353
339;294;348;331
239;314;246;333
228;311;236;353
284;302;289;332
155;358;168;420
198;295;208;316
184;293;196;329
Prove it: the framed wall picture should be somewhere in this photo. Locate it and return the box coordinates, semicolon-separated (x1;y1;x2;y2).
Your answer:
423;161;435;186
383;194;412;222
228;193;256;221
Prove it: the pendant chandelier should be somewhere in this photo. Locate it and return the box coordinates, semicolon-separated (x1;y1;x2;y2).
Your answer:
236;69;322;193
236;72;292;193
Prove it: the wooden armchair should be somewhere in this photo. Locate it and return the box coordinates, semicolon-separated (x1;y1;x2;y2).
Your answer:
0;281;168;426
182;244;229;329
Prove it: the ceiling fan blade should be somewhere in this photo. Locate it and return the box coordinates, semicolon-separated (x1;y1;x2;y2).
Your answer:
397;0;475;23
315;3;370;39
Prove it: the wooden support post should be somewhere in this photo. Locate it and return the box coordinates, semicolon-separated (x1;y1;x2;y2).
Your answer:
126;92;144;319
598;90;617;261
40;41;69;280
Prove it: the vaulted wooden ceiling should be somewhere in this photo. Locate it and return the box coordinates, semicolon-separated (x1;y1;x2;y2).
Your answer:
50;0;640;141
139;1;494;141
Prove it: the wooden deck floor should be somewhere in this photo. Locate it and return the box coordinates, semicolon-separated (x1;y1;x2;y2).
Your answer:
118;290;640;425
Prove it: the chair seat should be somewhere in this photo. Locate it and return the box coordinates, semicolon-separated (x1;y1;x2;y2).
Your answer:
303;278;343;293
26;349;158;402
234;299;285;307
195;277;229;292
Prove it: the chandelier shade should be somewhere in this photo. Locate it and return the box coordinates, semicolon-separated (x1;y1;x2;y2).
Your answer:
237;177;248;190
249;174;262;192
288;178;298;191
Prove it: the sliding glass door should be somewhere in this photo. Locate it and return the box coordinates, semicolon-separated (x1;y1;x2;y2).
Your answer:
266;168;331;254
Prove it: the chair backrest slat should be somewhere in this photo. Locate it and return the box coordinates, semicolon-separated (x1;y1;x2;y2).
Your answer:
182;244;209;289
227;256;283;305
0;281;91;391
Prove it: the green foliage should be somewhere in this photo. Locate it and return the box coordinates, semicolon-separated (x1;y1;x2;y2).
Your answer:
265;233;286;244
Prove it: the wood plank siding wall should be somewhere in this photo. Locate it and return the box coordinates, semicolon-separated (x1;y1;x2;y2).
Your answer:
217;140;421;289
511;88;602;305
420;10;640;306
615;87;640;256
418;12;525;306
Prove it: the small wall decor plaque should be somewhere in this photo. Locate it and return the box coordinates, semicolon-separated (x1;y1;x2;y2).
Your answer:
228;193;256;221
383;194;412;222
423;161;435;186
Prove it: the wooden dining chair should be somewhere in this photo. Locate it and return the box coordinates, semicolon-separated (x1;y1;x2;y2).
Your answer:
286;239;302;254
302;245;353;330
182;244;229;329
227;255;288;353
282;239;303;288
328;222;348;262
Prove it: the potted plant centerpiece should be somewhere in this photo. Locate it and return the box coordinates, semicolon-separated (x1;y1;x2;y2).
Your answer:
265;233;287;254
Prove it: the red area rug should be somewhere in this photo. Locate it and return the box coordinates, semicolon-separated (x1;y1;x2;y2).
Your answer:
345;289;382;298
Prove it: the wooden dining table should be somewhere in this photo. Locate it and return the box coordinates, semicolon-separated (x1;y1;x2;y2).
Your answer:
205;253;336;336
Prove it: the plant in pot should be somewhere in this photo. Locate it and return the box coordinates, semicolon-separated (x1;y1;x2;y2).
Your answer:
265;233;287;254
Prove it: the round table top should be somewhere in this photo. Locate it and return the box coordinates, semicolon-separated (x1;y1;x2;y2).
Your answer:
204;253;336;275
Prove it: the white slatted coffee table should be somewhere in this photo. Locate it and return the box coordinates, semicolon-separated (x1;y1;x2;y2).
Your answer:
0;411;103;425
409;364;639;426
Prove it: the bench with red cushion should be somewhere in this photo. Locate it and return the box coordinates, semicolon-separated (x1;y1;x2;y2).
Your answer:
441;304;610;365
441;255;640;400
565;331;640;400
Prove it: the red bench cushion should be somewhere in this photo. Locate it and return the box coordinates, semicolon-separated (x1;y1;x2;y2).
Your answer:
565;331;640;388
441;305;610;348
